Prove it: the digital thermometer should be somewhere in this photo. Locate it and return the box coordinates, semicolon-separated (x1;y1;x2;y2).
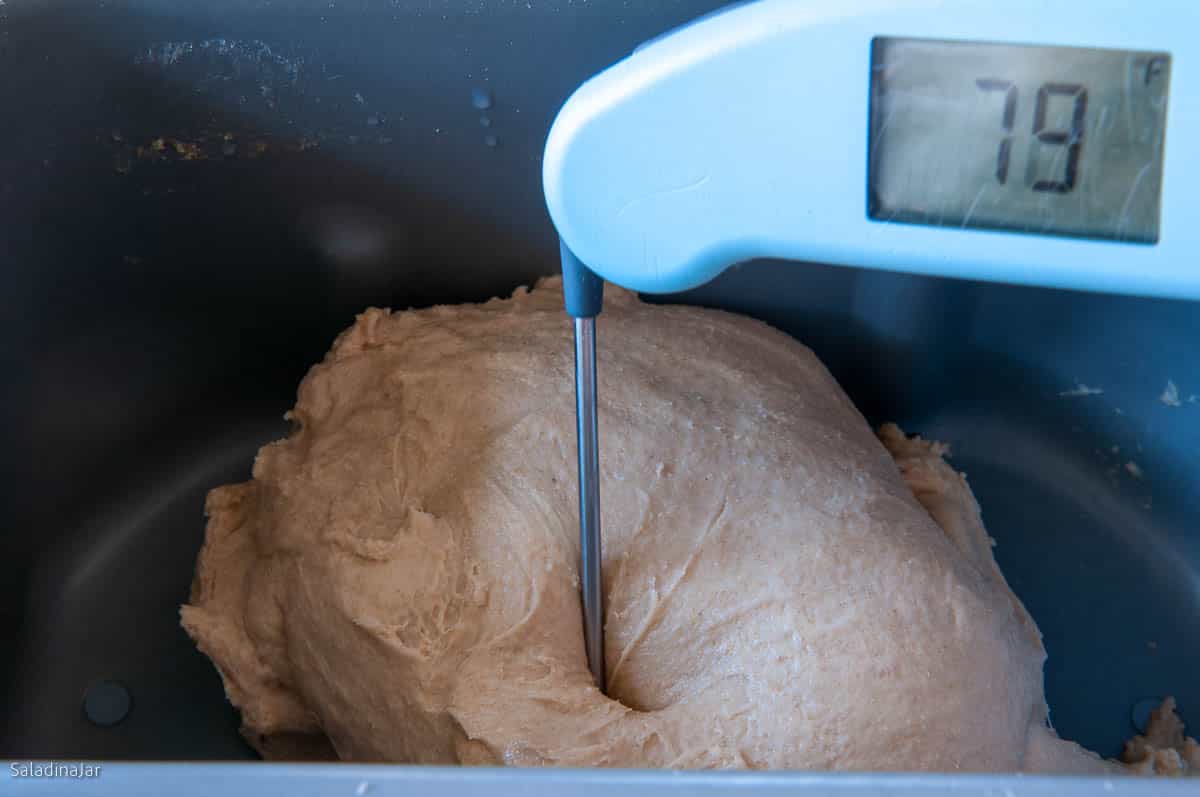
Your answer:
544;0;1196;299
543;0;1196;695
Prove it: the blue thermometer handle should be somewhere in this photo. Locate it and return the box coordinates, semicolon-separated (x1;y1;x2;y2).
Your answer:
544;0;1199;300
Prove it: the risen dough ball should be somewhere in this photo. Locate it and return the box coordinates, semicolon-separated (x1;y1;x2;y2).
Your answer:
182;278;1113;771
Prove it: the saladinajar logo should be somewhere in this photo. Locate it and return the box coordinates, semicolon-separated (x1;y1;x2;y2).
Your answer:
10;761;103;778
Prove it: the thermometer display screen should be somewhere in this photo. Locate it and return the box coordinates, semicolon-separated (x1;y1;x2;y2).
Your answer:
868;38;1170;243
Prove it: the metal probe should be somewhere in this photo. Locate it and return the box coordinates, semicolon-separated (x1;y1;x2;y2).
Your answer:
560;241;606;693
574;316;605;693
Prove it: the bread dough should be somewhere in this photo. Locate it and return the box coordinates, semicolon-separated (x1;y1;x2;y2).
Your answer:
182;278;1133;771
1122;698;1200;775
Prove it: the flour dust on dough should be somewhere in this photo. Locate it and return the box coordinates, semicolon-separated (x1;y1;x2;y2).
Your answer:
181;277;1191;773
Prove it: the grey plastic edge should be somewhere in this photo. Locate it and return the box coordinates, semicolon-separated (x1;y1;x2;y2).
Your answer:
561;241;605;318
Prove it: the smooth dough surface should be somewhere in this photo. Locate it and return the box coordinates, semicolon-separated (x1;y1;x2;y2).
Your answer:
184;278;1140;771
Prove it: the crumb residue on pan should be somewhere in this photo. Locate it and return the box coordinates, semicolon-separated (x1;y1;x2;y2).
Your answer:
1161;380;1182;407
1060;383;1105;397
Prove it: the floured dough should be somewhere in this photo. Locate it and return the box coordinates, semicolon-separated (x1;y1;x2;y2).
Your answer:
182;278;1161;772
